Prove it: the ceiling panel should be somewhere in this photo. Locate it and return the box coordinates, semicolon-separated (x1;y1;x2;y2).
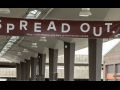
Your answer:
45;8;111;21
0;8;29;18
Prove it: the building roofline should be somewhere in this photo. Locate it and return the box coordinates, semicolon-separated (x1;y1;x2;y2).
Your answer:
103;40;120;57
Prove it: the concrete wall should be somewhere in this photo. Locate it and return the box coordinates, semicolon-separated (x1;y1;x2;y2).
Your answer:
0;68;16;77
44;65;103;79
46;54;88;63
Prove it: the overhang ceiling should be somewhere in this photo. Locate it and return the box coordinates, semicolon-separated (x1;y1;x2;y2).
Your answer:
0;8;119;64
45;8;111;20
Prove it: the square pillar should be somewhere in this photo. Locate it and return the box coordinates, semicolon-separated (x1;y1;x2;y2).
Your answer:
38;54;46;81
31;57;38;81
21;62;25;81
88;39;103;81
49;48;58;81
64;42;75;81
25;59;31;81
16;63;21;81
37;75;44;81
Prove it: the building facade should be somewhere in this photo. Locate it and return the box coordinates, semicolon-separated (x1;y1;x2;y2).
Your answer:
103;42;120;81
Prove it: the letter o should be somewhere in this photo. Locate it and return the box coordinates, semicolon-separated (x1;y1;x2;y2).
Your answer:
80;23;90;33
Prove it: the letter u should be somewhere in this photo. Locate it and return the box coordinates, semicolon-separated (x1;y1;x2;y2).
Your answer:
93;27;102;36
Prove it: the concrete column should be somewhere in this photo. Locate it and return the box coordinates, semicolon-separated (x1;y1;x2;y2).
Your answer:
16;63;21;81
25;59;31;81
38;54;46;81
31;57;38;81
64;42;75;81
21;62;25;81
49;48;58;81
88;39;103;81
114;64;117;81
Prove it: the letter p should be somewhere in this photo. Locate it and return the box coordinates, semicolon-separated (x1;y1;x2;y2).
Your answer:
7;23;15;33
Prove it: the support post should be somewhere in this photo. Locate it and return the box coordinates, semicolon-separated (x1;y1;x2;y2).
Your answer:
16;63;21;81
88;39;103;81
64;42;75;81
31;57;38;81
25;59;31;81
21;62;25;81
49;48;58;81
38;54;46;81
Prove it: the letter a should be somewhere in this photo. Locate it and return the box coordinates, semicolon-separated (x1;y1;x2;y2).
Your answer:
47;21;56;31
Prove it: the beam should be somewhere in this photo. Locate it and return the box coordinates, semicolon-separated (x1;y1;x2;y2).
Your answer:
6;53;25;60
2;55;21;63
18;44;39;53
4;53;24;62
54;37;70;43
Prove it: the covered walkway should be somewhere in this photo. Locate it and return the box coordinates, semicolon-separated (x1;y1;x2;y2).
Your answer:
0;8;119;81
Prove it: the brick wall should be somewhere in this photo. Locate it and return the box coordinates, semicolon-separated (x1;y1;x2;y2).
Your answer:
103;42;120;81
104;42;120;65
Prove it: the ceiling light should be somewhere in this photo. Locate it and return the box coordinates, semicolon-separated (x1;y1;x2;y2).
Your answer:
79;8;92;17
0;8;10;14
29;10;38;14
17;52;22;55
39;37;47;42
14;56;17;59
31;42;37;48
23;48;28;53
65;45;67;48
